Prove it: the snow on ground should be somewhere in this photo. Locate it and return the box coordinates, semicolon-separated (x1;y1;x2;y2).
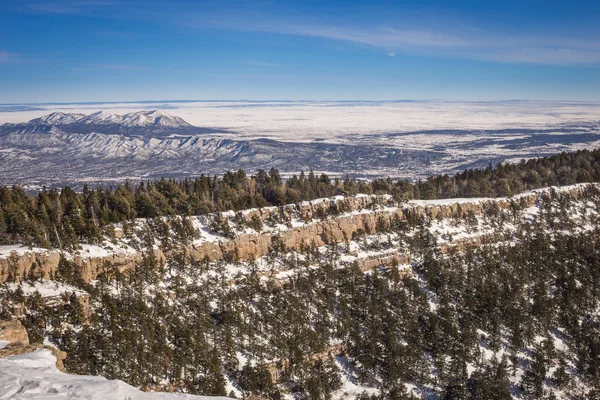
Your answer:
2;102;599;185
1;184;596;270
2;185;597;399
6;280;87;298
409;183;592;207
331;355;378;400
75;242;138;258
0;241;138;262
0;349;227;400
0;245;50;258
2;101;599;144
408;197;491;207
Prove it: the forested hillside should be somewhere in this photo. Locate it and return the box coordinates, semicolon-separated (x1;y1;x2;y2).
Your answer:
1;149;600;399
1;182;599;399
2;148;600;249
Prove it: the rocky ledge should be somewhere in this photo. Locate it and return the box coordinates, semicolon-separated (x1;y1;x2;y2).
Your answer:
0;184;592;285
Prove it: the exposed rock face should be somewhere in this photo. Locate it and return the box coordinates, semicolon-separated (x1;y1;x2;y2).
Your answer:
38;292;92;323
0;248;165;285
264;343;346;383
71;249;166;283
0;320;29;347
48;347;68;372
355;251;411;273
191;208;404;263
77;294;91;322
232;194;388;224
0;320;67;371
0;185;591;284
439;233;501;254
0;321;42;366
410;184;589;220
0;252;61;283
0;343;43;360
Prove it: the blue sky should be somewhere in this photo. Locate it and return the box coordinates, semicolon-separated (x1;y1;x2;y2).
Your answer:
1;0;599;103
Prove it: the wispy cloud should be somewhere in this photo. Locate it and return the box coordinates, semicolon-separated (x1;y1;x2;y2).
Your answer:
387;52;396;57
243;60;283;68
24;0;130;14
213;72;372;81
0;51;17;64
72;64;149;71
274;25;600;65
18;2;600;67
0;51;10;63
187;15;600;66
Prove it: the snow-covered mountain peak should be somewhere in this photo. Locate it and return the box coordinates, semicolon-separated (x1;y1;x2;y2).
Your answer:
1;109;230;144
121;110;192;128
86;110;117;121
146;110;168;117
32;112;86;125
25;110;194;131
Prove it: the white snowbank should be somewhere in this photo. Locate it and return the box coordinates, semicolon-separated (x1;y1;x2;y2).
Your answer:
76;243;138;258
6;281;86;298
408;183;594;207
409;197;490;206
0;245;50;258
0;349;226;399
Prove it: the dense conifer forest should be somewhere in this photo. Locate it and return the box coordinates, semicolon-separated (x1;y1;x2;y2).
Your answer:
2;185;600;399
2;149;600;399
2;148;600;249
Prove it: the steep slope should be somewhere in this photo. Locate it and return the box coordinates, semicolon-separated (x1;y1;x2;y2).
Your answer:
1;184;600;399
0;184;589;285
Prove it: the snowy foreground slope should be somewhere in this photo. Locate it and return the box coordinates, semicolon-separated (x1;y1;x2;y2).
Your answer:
0;349;226;400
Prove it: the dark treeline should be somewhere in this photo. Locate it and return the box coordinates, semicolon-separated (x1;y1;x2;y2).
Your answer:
2;148;600;248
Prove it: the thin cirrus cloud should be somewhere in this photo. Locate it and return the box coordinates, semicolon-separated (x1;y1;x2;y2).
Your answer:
23;0;132;14
267;24;600;66
190;15;600;67
72;64;149;71
16;1;600;67
0;51;10;63
243;60;283;68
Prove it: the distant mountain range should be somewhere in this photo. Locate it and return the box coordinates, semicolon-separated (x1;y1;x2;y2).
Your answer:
34;109;191;128
0;110;598;189
0;111;430;188
1;110;226;136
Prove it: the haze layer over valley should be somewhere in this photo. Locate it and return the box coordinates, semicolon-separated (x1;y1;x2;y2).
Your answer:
0;100;598;188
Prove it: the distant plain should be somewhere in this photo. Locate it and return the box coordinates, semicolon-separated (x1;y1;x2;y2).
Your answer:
0;100;598;187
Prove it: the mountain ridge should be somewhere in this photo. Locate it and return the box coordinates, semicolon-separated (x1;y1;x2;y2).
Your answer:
0;110;598;187
1;110;227;136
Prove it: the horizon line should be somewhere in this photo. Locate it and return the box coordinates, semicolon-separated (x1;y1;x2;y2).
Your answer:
2;99;600;107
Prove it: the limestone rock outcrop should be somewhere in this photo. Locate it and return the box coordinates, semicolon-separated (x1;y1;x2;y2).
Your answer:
0;320;68;371
0;248;165;285
355;251;411;273
71;248;165;283
0;251;61;284
0;320;29;347
0;185;591;284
